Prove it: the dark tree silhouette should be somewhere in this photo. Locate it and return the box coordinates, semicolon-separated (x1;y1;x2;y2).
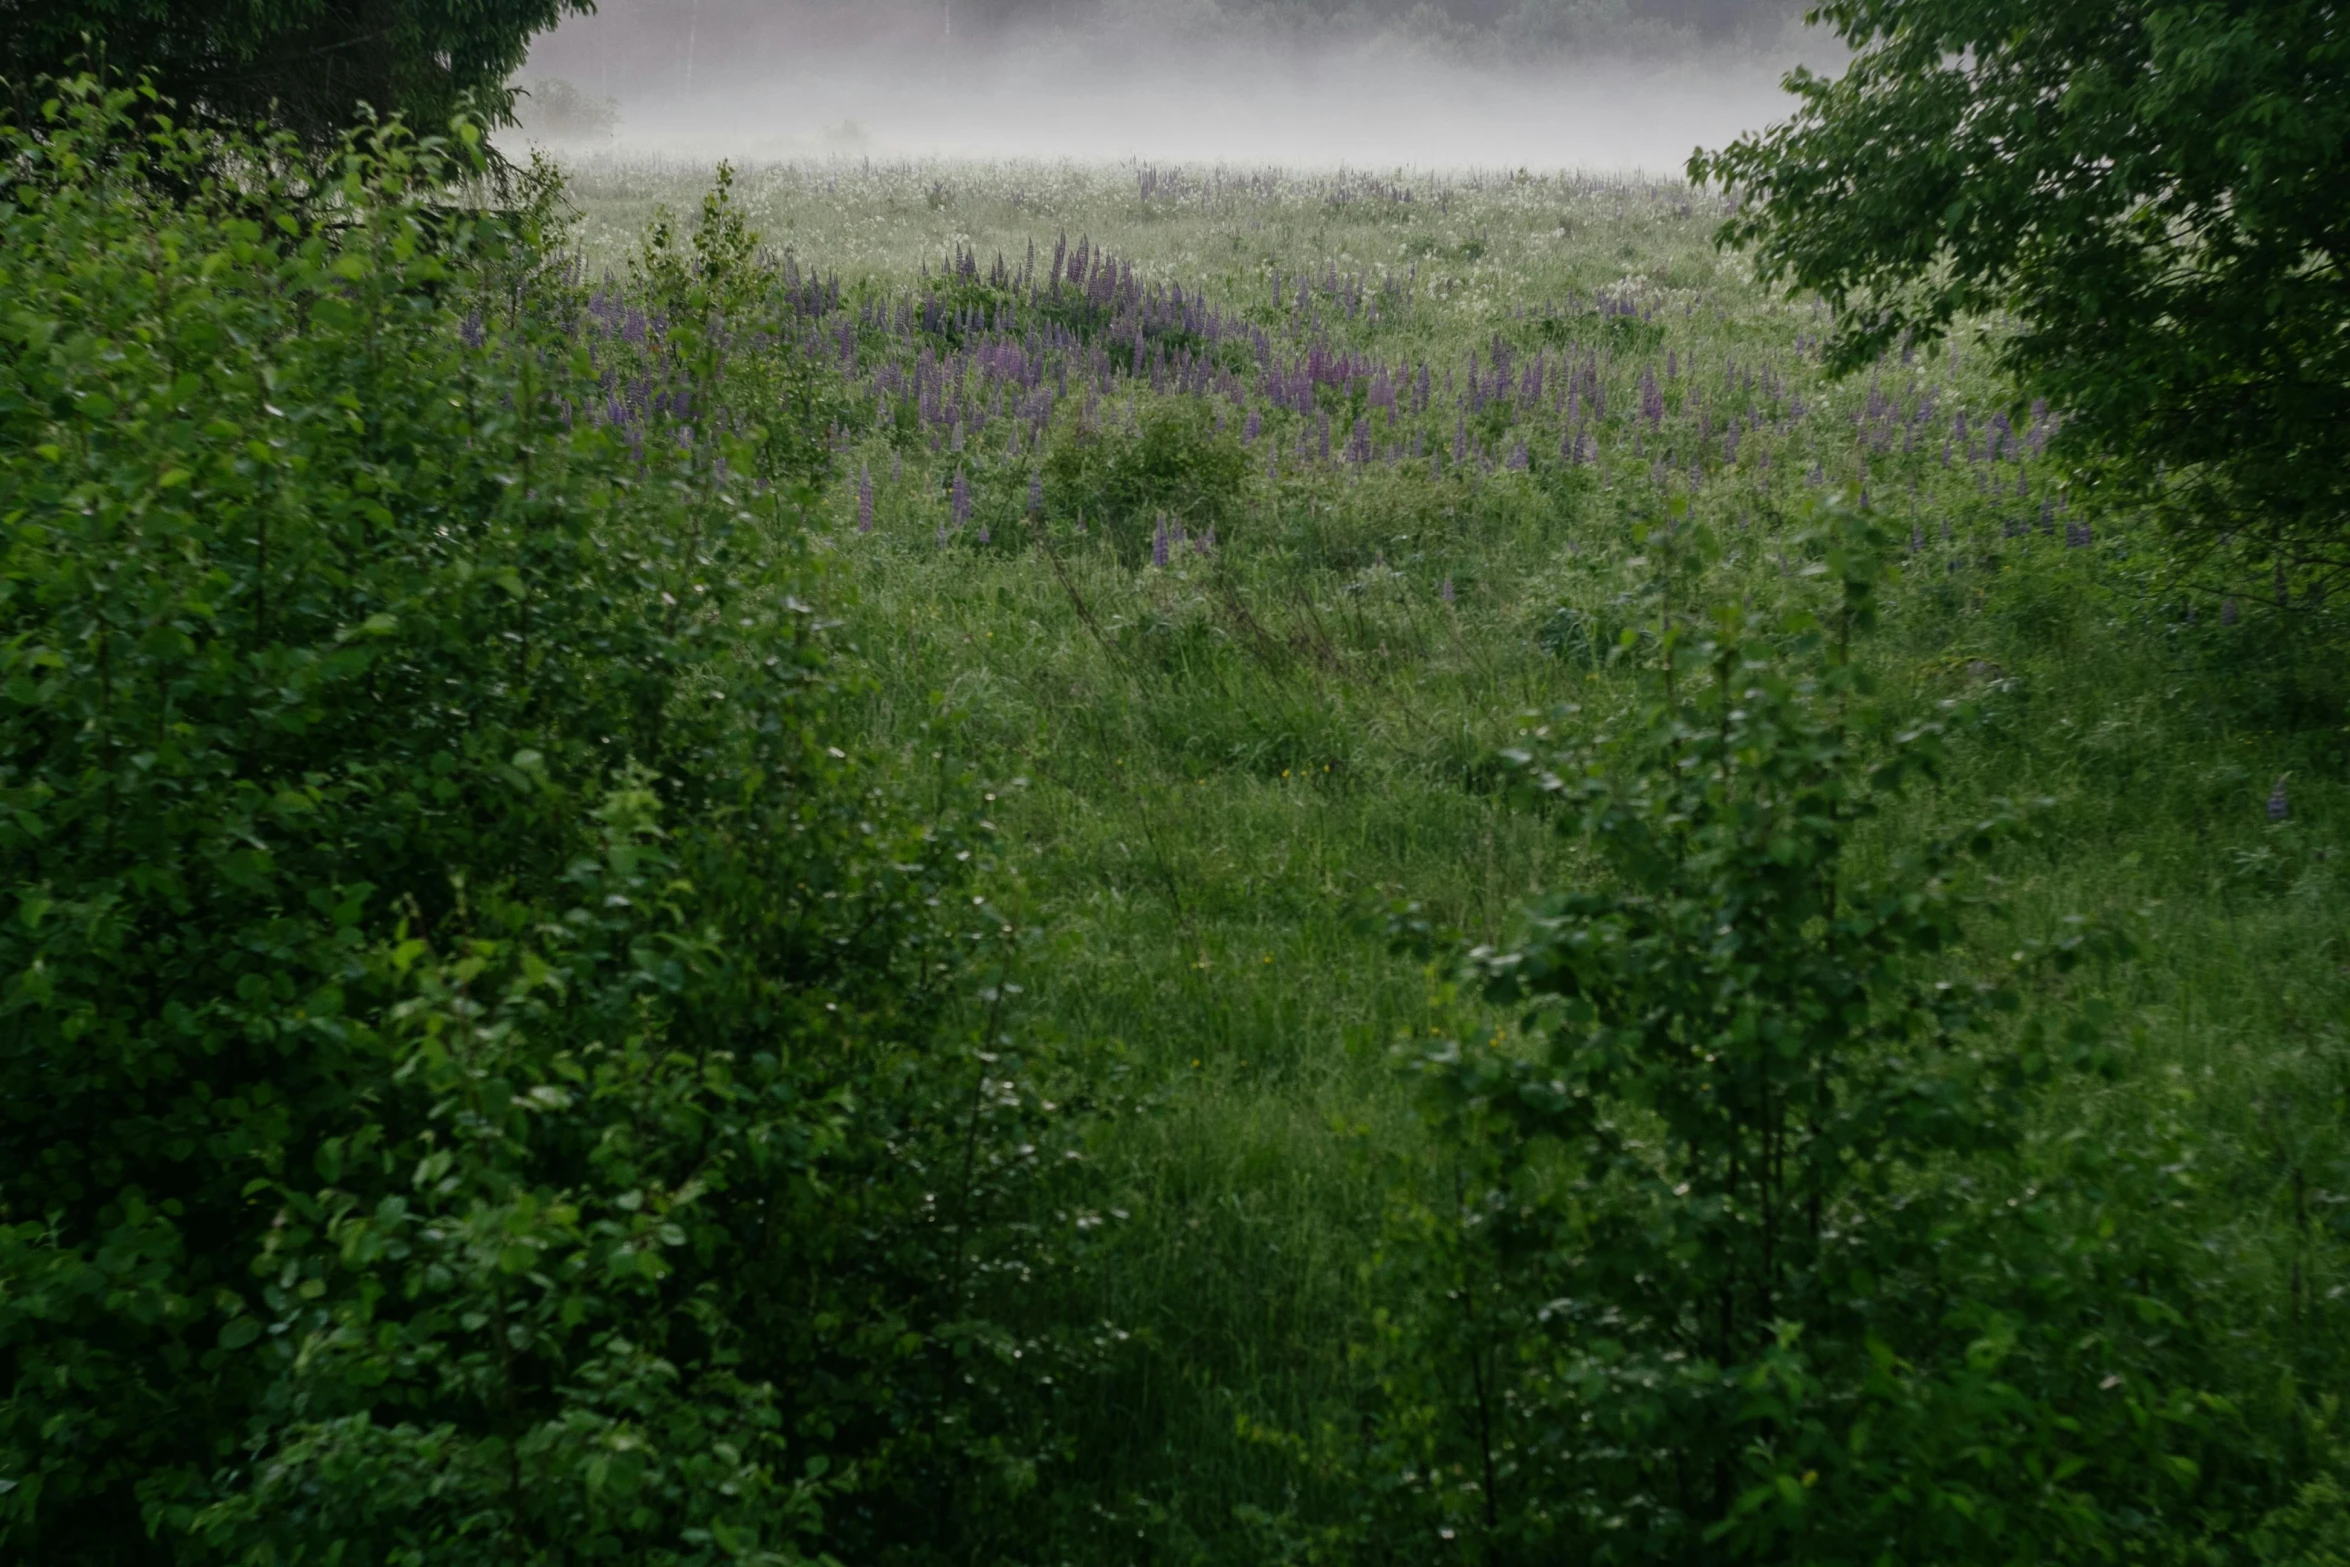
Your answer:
1;0;595;140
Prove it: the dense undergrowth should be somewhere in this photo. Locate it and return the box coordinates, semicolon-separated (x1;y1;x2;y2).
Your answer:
0;88;1102;1567
3;86;2347;1564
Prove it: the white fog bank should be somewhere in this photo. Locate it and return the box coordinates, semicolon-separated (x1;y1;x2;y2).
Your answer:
520;1;1825;172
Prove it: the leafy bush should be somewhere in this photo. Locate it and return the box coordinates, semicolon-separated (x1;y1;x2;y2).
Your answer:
0;82;1082;1566
1338;512;2274;1562
1040;402;1249;557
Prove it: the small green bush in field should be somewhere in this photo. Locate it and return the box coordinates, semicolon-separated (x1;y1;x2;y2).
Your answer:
0;83;1081;1566
1041;401;1249;555
1341;509;2273;1563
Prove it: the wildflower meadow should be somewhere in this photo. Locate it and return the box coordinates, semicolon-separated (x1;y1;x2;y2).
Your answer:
540;149;2349;1561
3;53;2347;1567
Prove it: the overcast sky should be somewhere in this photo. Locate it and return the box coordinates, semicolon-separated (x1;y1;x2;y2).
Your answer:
521;0;1825;171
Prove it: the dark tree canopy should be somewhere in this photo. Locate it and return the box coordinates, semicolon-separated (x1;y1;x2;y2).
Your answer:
0;0;595;139
1696;1;2350;561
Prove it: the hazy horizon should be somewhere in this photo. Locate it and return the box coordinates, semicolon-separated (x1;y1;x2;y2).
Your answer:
519;0;1827;172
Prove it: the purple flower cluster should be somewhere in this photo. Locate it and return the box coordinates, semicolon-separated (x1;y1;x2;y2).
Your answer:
705;210;2084;559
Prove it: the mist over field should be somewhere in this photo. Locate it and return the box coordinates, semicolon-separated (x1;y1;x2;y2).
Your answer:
21;0;2350;1558
519;0;1821;169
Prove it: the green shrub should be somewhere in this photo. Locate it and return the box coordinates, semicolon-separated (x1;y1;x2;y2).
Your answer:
0;83;1079;1566
1040;402;1249;557
1343;512;2271;1562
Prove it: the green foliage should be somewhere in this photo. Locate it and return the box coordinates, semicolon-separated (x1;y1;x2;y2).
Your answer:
2253;1408;2350;1565
631;161;839;487
1041;403;1249;554
1336;509;2267;1561
6;107;2348;1567
561;151;2349;1567
0;83;1084;1566
1695;1;2350;565
1;0;591;143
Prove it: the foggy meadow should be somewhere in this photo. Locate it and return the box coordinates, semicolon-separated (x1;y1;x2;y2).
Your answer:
4;1;2345;1562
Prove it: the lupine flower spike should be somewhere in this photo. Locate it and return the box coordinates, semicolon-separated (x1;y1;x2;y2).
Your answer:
2269;778;2290;823
857;464;874;534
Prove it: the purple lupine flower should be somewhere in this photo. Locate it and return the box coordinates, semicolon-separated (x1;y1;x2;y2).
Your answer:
1152;517;1170;567
1505;441;1528;471
858;464;875;533
1201;526;1216;554
951;468;972;528
1028;471;1043;514
1439;576;1455;604
2066;520;2093;548
1243;410;1262;444
2269;778;2290;822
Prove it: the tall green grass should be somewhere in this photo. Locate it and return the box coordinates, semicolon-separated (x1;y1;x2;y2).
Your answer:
550;152;2348;1556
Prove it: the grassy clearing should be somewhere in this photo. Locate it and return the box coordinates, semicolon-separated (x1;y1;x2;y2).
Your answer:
550;149;2348;1553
